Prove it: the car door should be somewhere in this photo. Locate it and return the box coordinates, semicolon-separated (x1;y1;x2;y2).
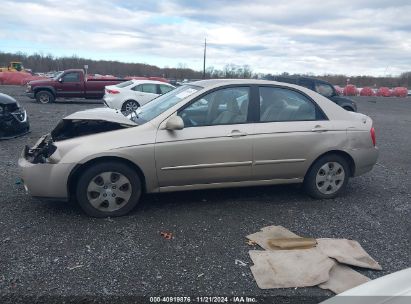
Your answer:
155;86;254;188
55;72;82;97
132;83;159;105
252;86;338;180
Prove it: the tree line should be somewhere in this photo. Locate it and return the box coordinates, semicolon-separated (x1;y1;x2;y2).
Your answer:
0;51;409;87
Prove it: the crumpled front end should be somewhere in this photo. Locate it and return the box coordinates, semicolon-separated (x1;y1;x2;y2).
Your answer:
0;103;30;140
18;134;74;199
18;110;136;200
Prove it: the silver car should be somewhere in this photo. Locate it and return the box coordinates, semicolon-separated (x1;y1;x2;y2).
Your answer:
19;79;378;217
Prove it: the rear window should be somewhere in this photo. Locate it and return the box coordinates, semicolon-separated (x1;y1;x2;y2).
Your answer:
116;81;134;88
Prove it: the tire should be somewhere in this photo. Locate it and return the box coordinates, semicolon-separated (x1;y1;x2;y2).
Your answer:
122;100;140;114
303;154;350;199
343;106;354;111
75;161;142;217
36;91;55;104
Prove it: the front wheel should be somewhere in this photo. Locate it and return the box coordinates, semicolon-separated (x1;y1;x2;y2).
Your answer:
303;154;350;199
76;161;142;217
36;91;55;104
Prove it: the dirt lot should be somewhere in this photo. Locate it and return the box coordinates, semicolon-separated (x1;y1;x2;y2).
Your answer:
0;85;410;303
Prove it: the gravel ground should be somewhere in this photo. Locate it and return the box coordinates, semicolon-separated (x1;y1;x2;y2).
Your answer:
0;85;410;303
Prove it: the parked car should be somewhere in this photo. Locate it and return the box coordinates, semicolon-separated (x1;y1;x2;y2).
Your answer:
103;80;175;113
321;268;411;304
19;79;378;217
0;92;30;139
267;76;357;111
26;69;126;104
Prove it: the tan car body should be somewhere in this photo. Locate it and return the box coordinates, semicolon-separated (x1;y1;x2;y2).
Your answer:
19;79;378;200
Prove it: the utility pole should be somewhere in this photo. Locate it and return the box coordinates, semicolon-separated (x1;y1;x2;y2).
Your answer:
203;38;206;79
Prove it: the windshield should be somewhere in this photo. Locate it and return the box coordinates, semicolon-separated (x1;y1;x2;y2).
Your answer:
132;85;201;123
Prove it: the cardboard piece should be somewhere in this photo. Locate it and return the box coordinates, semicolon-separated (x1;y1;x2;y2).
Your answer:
249;249;335;289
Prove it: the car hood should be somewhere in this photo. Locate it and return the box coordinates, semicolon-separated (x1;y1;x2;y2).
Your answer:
28;78;55;85
0;92;17;105
63;107;137;126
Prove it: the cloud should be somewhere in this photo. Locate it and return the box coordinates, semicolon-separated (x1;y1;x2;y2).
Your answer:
0;0;410;76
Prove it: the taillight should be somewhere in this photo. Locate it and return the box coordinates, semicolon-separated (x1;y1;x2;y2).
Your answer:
370;127;376;146
106;89;119;94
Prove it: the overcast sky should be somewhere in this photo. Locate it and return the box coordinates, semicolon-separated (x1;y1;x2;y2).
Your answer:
1;0;410;76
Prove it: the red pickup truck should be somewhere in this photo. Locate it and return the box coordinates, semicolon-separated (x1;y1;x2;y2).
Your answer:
26;69;126;104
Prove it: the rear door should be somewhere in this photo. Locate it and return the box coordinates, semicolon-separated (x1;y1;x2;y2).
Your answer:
252;86;339;180
132;83;159;105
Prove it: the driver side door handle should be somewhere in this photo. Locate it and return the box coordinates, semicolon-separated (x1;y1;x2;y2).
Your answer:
311;125;328;132
228;130;248;137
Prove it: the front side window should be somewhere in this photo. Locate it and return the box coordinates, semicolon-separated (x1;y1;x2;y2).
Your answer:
315;83;334;97
135;85;200;123
160;84;174;94
259;87;323;122
62;72;80;82
178;87;249;127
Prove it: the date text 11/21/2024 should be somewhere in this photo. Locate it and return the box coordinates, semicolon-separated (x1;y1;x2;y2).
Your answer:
149;296;257;303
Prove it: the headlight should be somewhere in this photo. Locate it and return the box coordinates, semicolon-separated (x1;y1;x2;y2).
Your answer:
26;85;31;91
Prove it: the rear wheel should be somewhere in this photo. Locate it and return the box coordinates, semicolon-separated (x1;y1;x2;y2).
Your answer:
76;161;142;217
304;154;350;199
122;100;139;114
36;91;55;104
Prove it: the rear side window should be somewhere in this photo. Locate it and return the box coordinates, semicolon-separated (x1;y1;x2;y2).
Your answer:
141;84;157;94
116;81;134;88
159;84;174;94
62;72;80;82
132;84;157;93
298;79;315;90
259;87;325;122
315;82;334;97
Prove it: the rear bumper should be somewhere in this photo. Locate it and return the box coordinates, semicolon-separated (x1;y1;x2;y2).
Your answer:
18;149;74;200
103;95;121;110
350;146;379;176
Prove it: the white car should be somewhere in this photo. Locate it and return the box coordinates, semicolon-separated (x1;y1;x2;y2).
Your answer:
103;80;175;113
321;268;411;304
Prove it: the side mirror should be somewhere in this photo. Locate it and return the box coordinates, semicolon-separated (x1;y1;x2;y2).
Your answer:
165;115;184;130
58;78;63;83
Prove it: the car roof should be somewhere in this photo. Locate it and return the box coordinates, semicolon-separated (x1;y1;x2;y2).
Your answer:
189;78;301;89
129;79;174;86
272;75;332;85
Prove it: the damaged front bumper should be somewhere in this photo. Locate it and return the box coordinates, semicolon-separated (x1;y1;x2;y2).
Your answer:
18;135;73;200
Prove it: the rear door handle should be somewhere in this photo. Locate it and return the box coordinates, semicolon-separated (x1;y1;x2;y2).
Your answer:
229;130;248;137
311;125;328;132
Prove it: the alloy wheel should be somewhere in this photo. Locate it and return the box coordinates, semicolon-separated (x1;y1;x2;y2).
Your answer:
124;101;139;114
39;94;50;104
